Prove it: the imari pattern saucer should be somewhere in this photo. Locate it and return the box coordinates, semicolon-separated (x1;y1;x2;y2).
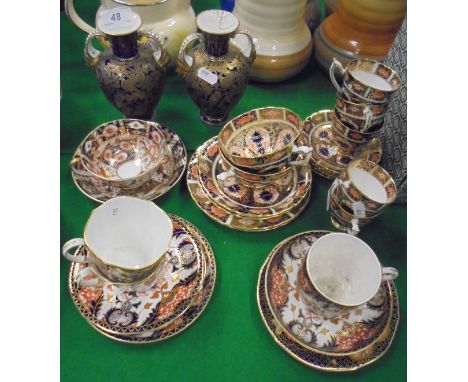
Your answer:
303;111;382;180
68;215;205;336
258;231;399;371
88;219;216;344
187;152;311;232
198;137;312;218
71;124;187;203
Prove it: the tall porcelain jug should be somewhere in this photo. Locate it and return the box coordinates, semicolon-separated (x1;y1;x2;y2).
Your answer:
65;0;196;66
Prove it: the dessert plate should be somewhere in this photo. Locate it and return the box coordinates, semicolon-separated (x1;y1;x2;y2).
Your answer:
85;219;216;343
265;231;391;356
187;152;310;232
68;215;204;336
257;245;399;371
198;137;312;217
71;124;187;203
303;111;382;179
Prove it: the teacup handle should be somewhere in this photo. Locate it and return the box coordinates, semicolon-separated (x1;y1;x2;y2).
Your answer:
381;267;399;281
289;145;312;166
329;58;345;92
347;219;360;235
62;238;88;263
362;106;373;132
75;267;101;287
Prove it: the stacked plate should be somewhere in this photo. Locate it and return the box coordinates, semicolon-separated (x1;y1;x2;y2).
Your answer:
257;231;399;371
70;119;187;203
187;108;313;232
67;215;216;343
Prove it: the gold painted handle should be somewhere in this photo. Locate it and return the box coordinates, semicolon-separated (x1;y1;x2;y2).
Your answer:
84;30;108;68
233;27;256;64
177;32;203;75
138;31;170;72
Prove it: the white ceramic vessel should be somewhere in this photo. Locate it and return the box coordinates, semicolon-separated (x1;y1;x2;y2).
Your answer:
233;0;312;82
306;233;398;306
62;196;173;284
65;0;196;66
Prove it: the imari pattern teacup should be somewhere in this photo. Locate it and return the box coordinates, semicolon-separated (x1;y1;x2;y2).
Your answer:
75;119;169;191
331;113;381;144
335;91;388;121
218;107;311;173
326;159;397;234
330;58;401;104
297;233;398;318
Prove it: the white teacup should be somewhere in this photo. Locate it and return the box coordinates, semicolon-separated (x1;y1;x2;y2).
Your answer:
62;196;173;285
299;233;398;318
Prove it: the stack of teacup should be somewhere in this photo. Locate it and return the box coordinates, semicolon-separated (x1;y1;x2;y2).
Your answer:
327;158;398;235
195;107;311;231
329;57;402;156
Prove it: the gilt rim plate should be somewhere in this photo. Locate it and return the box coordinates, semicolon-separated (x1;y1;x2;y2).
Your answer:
264;231;392;356
198;137;312;218
71;124;187;203
68;215;204;336
257;231;399;372
187;152;311;232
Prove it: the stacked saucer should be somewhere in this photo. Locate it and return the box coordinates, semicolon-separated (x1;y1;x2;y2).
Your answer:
66;212;216;343
258;231;399;371
306;58;401;179
187;107;313;232
303;110;383;179
70;119;187;203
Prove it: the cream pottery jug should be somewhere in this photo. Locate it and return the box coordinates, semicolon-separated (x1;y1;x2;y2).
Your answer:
65;0;196;66
233;0;312;82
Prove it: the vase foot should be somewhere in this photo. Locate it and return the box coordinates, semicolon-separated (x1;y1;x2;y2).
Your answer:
200;112;229;127
124;112;155;121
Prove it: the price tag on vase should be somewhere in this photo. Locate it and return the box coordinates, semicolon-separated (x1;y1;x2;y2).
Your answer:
97;7;142;35
198;67;218;86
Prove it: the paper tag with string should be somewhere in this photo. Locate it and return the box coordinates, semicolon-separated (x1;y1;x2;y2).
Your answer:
352;201;366;218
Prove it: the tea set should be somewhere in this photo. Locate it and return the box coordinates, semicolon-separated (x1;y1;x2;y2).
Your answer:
63;3;404;372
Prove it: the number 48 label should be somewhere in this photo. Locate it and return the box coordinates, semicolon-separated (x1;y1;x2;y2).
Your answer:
99;7;139;33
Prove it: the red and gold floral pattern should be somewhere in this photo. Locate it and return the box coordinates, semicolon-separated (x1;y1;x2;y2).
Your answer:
69;216;204;335
187;152;310;231
70;217;217;344
258;258;399;371
265;231;390;355
338;159;398;211
341;59;401;105
71;123;187;203
303;111;382;180
196;137;311;218
218;107;303;168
